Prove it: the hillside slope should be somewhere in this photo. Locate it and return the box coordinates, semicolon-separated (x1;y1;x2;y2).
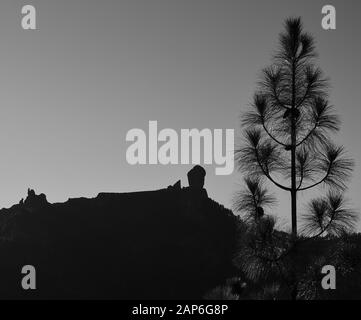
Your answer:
0;172;238;299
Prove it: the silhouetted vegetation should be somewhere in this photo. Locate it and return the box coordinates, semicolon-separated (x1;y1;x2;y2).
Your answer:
224;17;359;300
236;17;355;236
205;217;361;300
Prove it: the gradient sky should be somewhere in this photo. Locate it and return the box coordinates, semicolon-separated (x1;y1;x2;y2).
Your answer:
0;0;360;231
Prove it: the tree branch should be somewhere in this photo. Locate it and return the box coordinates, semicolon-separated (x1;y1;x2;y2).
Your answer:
273;87;290;110
297;168;304;190
263;122;288;147
255;150;291;191
296;124;317;147
297;164;331;191
304;212;335;239
295;82;311;108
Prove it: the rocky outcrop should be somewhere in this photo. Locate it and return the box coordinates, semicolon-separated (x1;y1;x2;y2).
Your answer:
187;165;206;189
23;188;49;211
0;167;238;299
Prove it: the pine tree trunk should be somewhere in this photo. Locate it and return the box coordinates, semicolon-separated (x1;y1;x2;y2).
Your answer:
291;61;297;237
290;60;298;300
291;146;297;237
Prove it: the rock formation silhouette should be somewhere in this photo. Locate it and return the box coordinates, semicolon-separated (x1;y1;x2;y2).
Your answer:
0;167;238;299
187;165;206;189
23;188;48;211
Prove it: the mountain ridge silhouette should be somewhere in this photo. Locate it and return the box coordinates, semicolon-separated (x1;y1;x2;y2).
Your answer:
0;167;238;299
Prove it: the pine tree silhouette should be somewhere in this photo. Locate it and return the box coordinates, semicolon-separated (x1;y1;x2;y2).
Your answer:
233;17;358;300
235;17;356;237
